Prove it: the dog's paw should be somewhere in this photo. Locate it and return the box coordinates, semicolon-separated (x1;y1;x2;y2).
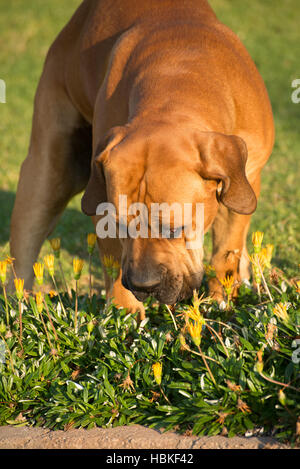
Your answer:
208;277;225;303
108;277;146;321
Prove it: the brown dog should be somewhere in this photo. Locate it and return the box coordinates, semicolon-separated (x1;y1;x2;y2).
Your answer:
10;0;274;318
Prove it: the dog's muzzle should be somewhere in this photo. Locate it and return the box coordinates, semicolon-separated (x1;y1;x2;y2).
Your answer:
122;264;203;305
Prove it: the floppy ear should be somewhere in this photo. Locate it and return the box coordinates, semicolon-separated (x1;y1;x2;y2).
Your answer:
81;126;126;216
196;132;257;215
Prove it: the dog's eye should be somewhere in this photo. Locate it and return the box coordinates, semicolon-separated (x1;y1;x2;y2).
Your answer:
162;226;183;239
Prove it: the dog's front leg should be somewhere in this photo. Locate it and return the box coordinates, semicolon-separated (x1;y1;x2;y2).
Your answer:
10;70;90;290
208;168;262;302
93;232;146;320
208;206;252;302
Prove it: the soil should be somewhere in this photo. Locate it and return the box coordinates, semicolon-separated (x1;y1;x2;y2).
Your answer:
0;424;292;449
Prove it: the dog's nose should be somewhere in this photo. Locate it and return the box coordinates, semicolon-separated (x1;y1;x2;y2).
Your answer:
131;277;161;292
125;269;161;292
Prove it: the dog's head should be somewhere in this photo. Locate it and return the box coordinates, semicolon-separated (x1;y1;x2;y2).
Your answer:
82;124;256;304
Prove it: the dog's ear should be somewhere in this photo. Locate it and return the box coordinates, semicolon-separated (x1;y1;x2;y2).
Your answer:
196;132;257;215
81;126;126;216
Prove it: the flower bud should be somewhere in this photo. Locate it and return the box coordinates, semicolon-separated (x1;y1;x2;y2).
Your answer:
0;261;7;284
49;238;61;258
278;389;286;406
0;321;6;334
14;278;24;301
152;362;162;386
87;233;97;254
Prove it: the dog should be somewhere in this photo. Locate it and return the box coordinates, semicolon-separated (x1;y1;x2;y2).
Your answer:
10;0;274;318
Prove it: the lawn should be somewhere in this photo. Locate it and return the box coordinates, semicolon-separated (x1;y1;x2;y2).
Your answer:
0;0;299;444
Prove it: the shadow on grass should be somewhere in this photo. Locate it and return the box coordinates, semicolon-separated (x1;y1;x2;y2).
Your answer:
0;189;102;270
0;189;15;247
273;256;299;277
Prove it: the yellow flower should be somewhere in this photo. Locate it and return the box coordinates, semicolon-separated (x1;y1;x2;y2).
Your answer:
35;291;44;313
185;304;203;323
252;231;264;253
187;320;203;347
48;290;57;298
87;233;97;254
14;278;24;301
220;275;234;296
44;254;55;276
183;291;207;324
102;255;120;280
191;289;202;311
73;258;84;280
152;362;162;386
294;280;300;294
0;260;7;284
33;262;44;285
49;238;61;258
5;256;15;265
273;302;289;322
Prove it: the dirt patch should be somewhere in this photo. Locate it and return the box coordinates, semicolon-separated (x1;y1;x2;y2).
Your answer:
0;425;291;449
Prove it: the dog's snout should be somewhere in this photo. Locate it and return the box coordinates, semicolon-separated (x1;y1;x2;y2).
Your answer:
124;267;161;293
130;276;161;292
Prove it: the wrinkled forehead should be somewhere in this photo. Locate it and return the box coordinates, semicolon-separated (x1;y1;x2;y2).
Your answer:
144;163;204;206
107;160;204;207
104;161;209;231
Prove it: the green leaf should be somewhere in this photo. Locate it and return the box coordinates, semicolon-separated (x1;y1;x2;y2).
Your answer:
168;382;192;390
103;377;115;401
178;390;193;399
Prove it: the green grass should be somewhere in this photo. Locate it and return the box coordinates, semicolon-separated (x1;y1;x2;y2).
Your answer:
0;0;299;444
0;0;100;286
210;0;300;276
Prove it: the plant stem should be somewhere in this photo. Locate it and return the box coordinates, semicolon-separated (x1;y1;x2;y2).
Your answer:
38;308;53;351
257;282;261;300
18;300;23;355
181;342;219;363
165;305;178;331
74;279;78;333
58;259;70;298
159;384;171;404
197;344;217;387
51;274;67;315
2;284;9;328
226;294;231;310
43;298;59;344
258;263;273;302
259;371;299;392
88;253;92;299
206;323;230;358
10;261;17;279
205;318;236;331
